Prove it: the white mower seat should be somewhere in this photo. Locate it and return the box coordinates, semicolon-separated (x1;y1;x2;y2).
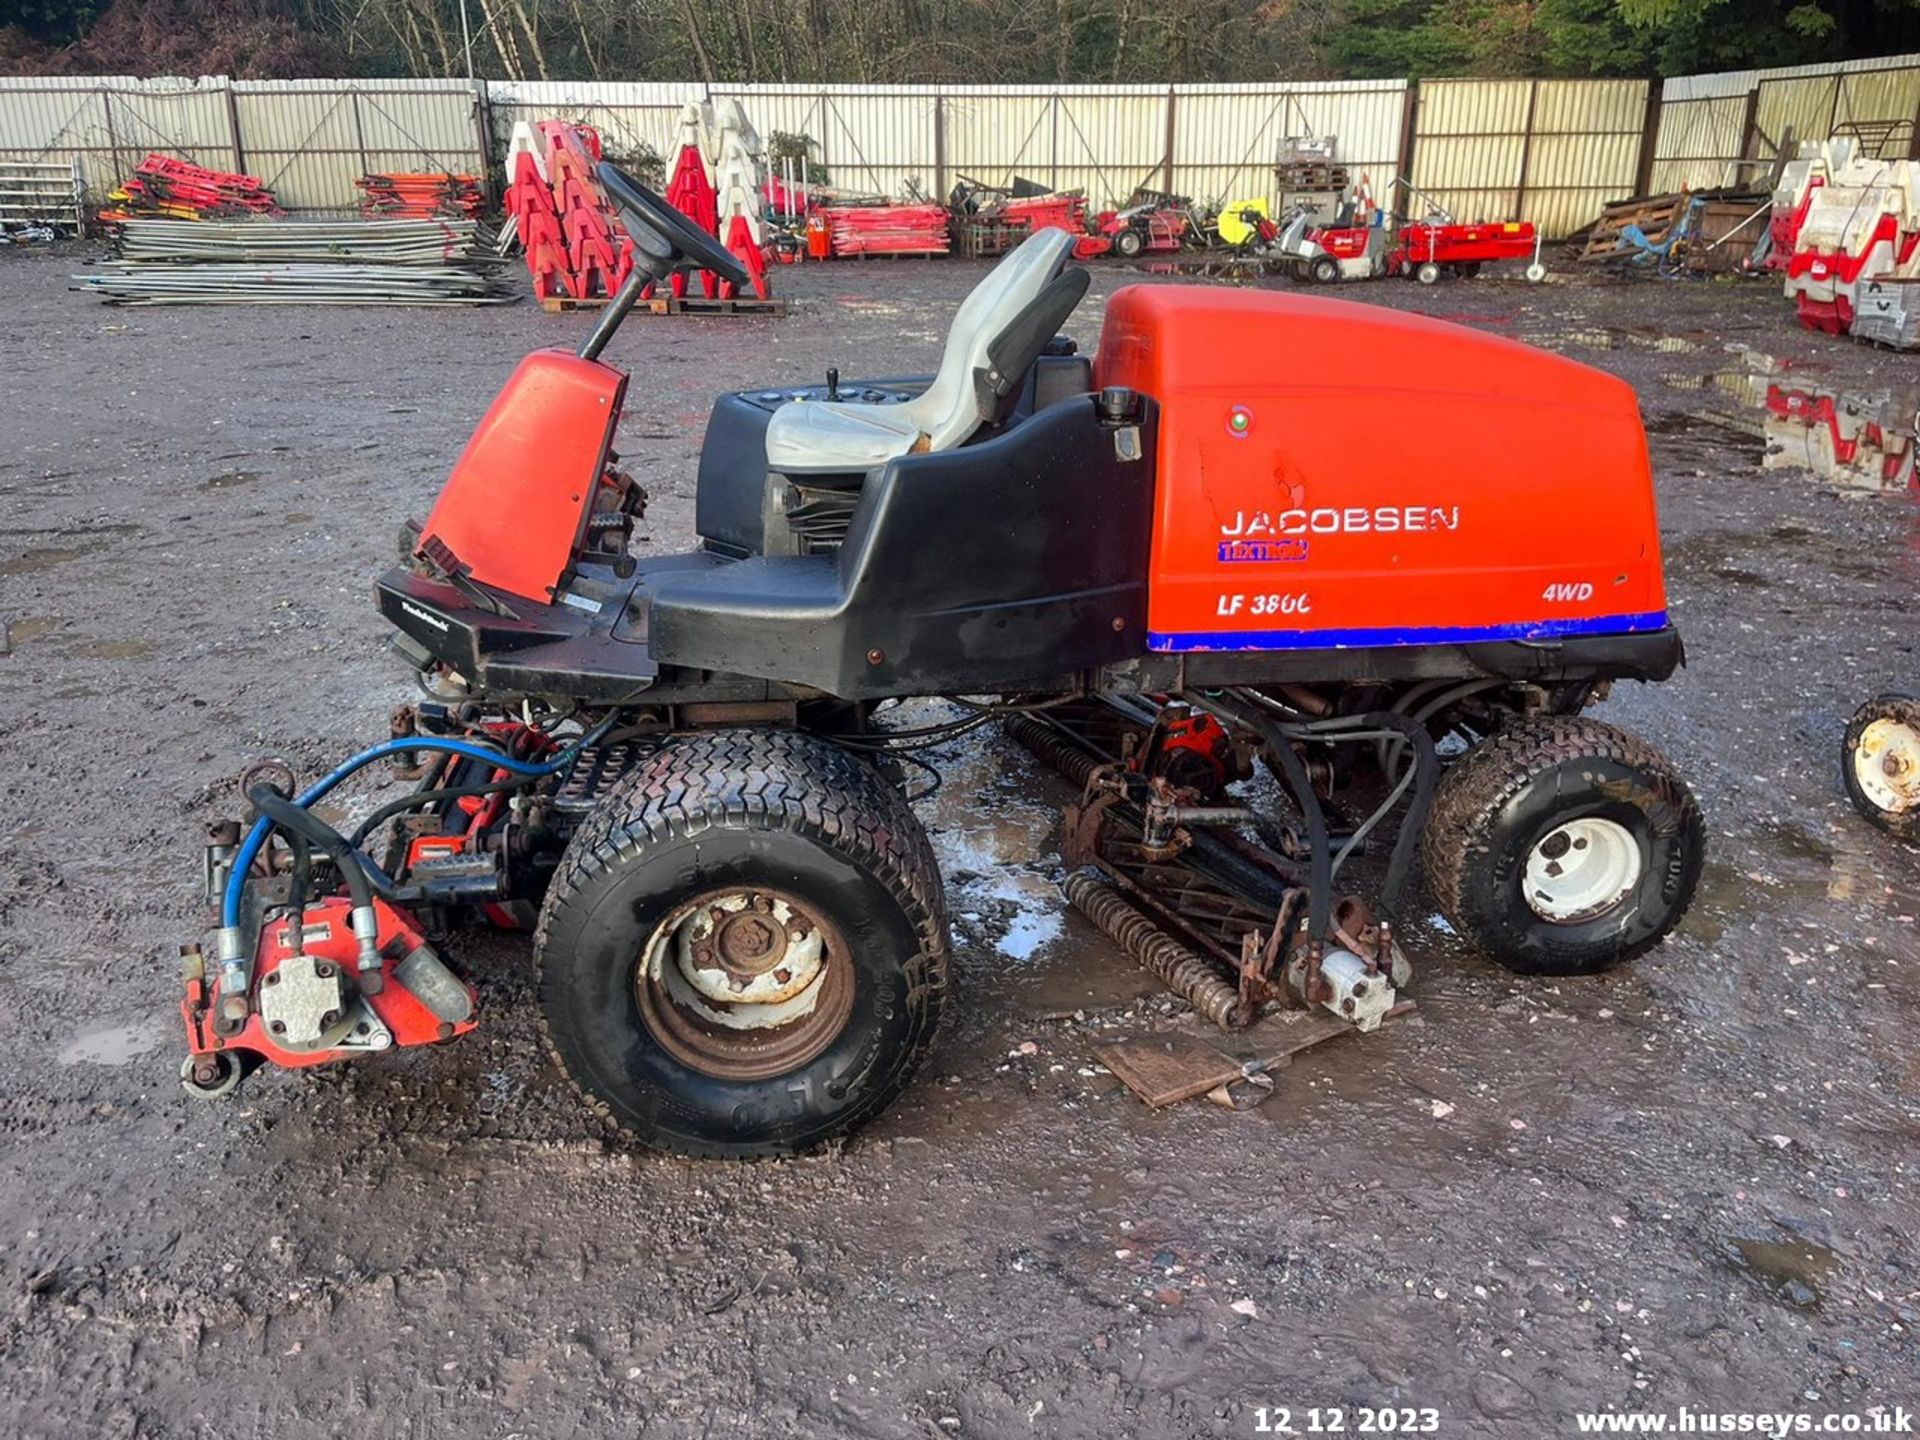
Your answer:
764;227;1080;473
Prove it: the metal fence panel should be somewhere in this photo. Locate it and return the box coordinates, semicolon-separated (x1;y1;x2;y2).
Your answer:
719;86;939;200
1168;81;1406;208
1653;54;1920;195
1648;94;1751;191
941;87;1058;193
1411;79;1531;223
486;79;702;169
231;81;484;211
0;75;237;199
1411;78;1646;236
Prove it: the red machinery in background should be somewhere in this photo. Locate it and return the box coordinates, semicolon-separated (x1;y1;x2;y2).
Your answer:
1078;193;1192;259
1277;179;1545;285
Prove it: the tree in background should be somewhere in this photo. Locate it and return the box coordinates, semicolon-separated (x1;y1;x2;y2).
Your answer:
1320;0;1919;75
0;0;1915;79
1;0;340;75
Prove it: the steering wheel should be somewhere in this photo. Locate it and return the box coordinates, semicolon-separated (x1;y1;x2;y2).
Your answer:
595;161;751;288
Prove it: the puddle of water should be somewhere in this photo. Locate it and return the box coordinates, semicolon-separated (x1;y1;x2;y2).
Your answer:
1727;1234;1837;1308
61;638;156;660
1;546;87;577
58;1019;164;1068
3;616;60;647
1537;324;1708;354
1655;343;1918;492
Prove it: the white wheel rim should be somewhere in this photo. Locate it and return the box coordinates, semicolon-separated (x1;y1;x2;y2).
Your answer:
1523;817;1642;923
1853;717;1920;817
648;892;830;1026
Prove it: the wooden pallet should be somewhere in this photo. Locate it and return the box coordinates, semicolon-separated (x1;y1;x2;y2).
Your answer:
1274;163;1349;189
539;292;789;317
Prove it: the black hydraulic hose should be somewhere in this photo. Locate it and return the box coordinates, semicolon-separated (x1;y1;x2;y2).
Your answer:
1308;710;1438;911
286;830;312;914
250;785;390;906
1232;710;1333;938
347;775;527;850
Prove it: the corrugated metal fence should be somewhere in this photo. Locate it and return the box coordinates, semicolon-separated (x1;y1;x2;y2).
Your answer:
1650;54;1920;192
1;56;1915;239
484;79;1413;209
0;75;486;211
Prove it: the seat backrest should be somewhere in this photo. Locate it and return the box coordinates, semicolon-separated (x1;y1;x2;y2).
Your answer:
913;226;1077;451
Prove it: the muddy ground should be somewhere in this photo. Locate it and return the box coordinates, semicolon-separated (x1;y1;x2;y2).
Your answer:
2;247;1917;1440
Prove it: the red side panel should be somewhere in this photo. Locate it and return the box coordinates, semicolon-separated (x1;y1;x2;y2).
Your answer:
417;349;624;602
1093;285;1668;652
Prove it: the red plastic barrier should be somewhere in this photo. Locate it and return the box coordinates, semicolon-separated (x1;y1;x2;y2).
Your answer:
821;203;951;257
358;173;485;220
102;153;279;221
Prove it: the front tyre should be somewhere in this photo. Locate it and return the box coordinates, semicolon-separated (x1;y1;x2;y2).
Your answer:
1422;717;1704;976
536;729;950;1157
1842;694;1920;840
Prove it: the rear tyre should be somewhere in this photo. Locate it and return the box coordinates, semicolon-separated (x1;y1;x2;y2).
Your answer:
536;728;950;1157
1842;694;1920;840
1114;228;1145;258
1422;717;1704;976
1415;260;1442;285
1310;255;1340;284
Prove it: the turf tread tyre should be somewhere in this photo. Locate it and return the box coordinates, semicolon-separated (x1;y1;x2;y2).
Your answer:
1422;716;1703;976
535;728;950;1157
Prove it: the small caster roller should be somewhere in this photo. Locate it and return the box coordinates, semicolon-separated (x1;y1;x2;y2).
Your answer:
1842;694;1920;841
180;1052;243;1101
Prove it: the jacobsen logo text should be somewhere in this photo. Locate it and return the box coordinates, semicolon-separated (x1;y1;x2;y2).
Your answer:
1221;506;1462;537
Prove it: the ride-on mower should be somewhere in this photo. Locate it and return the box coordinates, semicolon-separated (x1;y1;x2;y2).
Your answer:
179;164;1705;1157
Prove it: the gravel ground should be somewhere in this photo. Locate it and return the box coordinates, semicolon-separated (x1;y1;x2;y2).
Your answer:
2;247;1917;1440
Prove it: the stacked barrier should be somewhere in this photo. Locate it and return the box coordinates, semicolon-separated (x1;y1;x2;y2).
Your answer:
1767;138;1855;271
357;172;485;220
1783;157;1920;345
503;120;632;302
822;203;951;256
100;154;280;221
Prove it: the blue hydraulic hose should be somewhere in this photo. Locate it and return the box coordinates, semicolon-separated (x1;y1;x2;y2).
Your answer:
221;721;614;928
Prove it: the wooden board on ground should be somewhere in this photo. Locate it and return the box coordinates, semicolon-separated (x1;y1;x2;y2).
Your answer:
1219;1007;1365;1070
1096;1002;1415;1108
1095;1033;1244;1108
538;293;789;317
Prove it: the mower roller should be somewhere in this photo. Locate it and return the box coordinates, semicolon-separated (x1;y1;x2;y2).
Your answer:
181;163;1706;1157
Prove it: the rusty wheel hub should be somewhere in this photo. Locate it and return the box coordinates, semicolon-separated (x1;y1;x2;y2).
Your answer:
634;889;852;1081
1854;717;1920;817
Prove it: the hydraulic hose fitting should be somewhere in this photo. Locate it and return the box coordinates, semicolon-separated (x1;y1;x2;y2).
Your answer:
351;904;384;994
214;924;250;1023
